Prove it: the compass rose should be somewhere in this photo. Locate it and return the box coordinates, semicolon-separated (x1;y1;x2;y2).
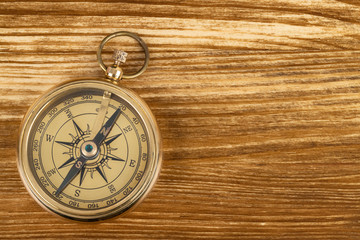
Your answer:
55;119;124;186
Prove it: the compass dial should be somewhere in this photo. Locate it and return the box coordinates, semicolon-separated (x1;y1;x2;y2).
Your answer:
18;80;161;221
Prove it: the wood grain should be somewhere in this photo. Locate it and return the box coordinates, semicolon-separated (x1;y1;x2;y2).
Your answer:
1;0;360;239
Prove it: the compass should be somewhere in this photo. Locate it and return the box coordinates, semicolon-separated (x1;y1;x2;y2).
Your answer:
17;32;162;221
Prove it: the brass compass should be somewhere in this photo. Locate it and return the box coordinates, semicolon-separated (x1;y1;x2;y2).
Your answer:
17;32;162;221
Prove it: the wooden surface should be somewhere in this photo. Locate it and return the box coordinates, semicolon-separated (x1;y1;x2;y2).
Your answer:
1;0;360;239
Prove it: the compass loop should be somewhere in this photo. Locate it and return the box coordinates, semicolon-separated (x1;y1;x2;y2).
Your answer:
97;31;149;79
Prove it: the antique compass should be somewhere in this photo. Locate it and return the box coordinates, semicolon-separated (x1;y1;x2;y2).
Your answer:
17;32;162;221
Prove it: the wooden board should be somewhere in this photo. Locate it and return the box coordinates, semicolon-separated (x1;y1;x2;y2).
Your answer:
1;0;360;239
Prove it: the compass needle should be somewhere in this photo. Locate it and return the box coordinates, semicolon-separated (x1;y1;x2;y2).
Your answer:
55;156;87;196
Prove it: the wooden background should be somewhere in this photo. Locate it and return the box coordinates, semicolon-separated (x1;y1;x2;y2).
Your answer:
1;0;360;239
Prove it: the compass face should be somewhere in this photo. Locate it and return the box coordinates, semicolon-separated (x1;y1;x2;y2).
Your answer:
18;80;161;221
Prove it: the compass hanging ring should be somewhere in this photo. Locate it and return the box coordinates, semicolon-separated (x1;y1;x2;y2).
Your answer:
97;31;150;80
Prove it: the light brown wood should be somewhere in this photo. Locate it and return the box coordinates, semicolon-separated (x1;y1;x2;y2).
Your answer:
1;0;360;239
